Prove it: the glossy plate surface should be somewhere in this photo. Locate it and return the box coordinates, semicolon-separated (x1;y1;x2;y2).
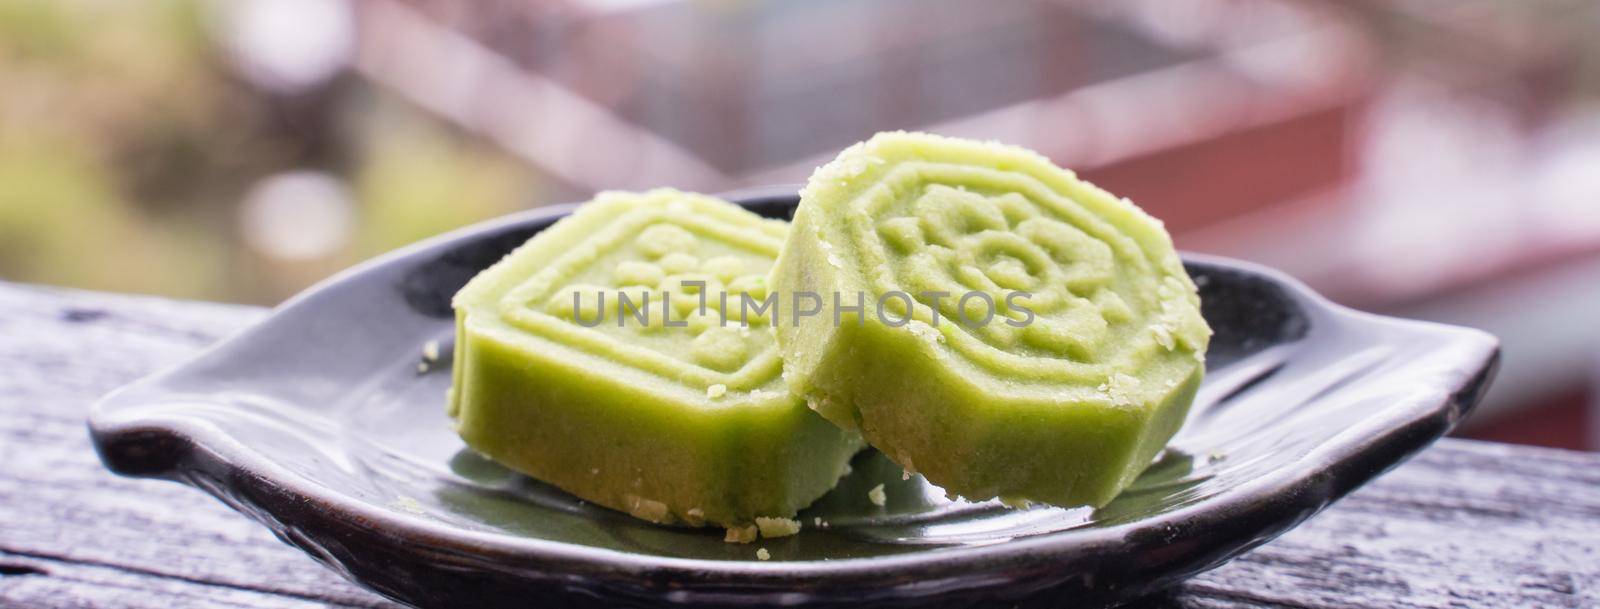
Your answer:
90;189;1499;609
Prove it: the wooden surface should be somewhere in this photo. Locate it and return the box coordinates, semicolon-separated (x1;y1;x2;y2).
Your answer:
0;281;1596;609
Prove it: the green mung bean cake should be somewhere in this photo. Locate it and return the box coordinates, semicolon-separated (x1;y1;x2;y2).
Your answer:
769;132;1211;509
449;189;861;530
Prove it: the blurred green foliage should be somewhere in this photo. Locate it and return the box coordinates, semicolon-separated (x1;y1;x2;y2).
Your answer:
0;0;542;304
354;107;537;256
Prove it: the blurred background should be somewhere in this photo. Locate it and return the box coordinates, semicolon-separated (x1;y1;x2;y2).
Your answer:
1;0;1597;450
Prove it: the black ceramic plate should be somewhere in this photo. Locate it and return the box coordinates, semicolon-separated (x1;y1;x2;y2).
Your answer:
90;189;1498;609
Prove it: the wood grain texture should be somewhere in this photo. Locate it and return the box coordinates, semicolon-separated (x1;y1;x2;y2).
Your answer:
0;281;1595;609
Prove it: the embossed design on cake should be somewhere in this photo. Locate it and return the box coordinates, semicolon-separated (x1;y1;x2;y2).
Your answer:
449;189;862;529
769;132;1212;508
494;194;780;389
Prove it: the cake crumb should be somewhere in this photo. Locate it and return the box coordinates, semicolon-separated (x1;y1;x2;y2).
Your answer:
707;384;727;398
755;516;802;538
756;548;771;561
1097;373;1141;406
998;495;1033;509
625;496;670;523
813;517;824;528
724;524;759;544
685;508;706;526
906;320;945;344
422;340;441;362
1208;451;1228;463
902;469;912;481
1150;324;1176;350
867;484;887;507
390;496;427;515
416;361;430;374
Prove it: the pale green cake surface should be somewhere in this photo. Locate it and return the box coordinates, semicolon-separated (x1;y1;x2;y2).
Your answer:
768;132;1212;509
450;189;862;529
